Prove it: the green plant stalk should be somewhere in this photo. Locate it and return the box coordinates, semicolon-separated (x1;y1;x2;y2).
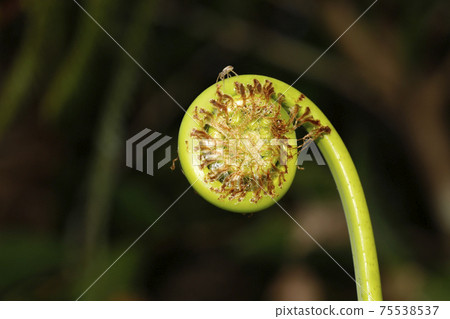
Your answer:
255;75;382;300
262;77;382;300
296;92;383;301
180;74;382;300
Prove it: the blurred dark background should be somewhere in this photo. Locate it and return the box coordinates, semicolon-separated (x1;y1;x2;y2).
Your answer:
0;0;449;300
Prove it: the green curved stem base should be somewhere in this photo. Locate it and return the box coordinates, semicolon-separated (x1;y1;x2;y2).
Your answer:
293;86;382;301
254;75;382;300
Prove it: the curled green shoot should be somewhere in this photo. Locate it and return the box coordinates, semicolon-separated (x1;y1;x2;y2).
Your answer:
178;74;382;301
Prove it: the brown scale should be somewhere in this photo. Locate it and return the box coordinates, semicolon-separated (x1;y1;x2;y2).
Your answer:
254;79;263;94
266;170;275;196
234;82;247;105
271;119;290;137
294;107;322;128
193;106;199;120
263;80;275;101
170;157;178;170
277;165;288;187
191;128;212;140
247;84;254;98
210;99;228;114
216;86;234;107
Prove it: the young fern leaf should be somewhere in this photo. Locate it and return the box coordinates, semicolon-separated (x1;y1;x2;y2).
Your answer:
178;73;382;301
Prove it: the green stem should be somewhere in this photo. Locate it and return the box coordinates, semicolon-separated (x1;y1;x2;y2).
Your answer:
180;74;382;300
303;98;383;301
259;75;382;300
